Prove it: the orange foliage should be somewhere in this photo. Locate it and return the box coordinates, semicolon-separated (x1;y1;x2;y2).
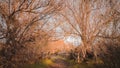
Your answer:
42;40;74;53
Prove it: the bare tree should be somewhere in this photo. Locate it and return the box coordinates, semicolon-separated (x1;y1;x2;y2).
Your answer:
0;0;64;67
59;0;120;62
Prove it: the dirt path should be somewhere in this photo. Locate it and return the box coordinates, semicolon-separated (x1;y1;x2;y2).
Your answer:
48;56;93;68
49;57;70;68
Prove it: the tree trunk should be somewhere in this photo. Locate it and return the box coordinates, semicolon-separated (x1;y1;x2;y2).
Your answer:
77;52;80;63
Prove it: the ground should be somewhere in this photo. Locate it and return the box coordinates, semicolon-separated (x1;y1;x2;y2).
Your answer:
23;55;95;68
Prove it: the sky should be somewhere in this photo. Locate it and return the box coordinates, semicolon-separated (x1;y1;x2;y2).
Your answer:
64;35;81;46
